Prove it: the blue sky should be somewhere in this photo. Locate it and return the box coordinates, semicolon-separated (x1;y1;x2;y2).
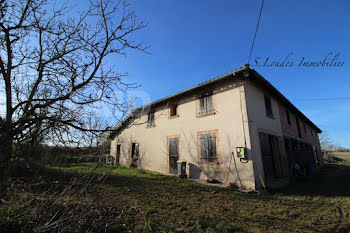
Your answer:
109;0;350;147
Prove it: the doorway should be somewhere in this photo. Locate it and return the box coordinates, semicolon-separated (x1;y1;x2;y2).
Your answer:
168;137;179;174
116;144;121;165
130;143;139;168
259;132;281;183
131;143;139;158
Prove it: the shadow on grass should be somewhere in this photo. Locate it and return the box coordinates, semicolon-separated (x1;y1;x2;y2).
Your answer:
274;163;350;197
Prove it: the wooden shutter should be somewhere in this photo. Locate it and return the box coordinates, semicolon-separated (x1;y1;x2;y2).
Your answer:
199;92;213;115
200;134;217;163
148;111;154;126
199;98;205;115
206;96;213;113
200;134;208;162
203;97;208;114
208;134;217;162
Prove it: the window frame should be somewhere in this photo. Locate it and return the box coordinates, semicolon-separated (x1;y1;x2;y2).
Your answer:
197;91;215;118
169;103;179;118
147;110;155;127
115;143;121;165
197;129;220;165
264;95;274;119
130;142;139;159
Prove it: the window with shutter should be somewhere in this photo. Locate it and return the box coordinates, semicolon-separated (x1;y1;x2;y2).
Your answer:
199;98;205;115
147;111;155;126
199;92;214;116
264;95;273;118
208;134;217;162
200;134;209;163
286;110;291;125
199;131;218;163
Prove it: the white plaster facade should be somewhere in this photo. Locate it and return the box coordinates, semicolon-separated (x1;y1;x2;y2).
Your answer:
110;67;323;190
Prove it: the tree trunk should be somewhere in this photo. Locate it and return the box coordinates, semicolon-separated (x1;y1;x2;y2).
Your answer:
0;129;12;187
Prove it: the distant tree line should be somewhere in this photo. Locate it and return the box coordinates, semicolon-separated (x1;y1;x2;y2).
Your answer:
11;142;110;166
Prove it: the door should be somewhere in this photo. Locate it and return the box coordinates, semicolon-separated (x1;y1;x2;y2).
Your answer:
116;144;121;165
168;137;179;174
259;132;276;183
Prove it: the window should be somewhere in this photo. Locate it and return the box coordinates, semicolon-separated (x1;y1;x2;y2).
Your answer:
264;95;273;118
147;111;155;126
311;129;313;136
198;130;218;164
131;143;139;159
304;123;307;134
286;110;291;125
199;92;214;116
169;103;178;117
296;118;301;138
116;144;121;165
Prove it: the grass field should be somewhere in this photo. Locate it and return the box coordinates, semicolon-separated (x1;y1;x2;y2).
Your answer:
1;161;350;232
333;151;350;162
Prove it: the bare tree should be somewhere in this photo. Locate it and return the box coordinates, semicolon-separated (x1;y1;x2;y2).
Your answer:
319;132;336;152
319;132;338;162
0;0;148;182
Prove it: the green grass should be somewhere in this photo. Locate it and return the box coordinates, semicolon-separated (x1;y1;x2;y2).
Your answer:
2;161;350;232
50;162;167;178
